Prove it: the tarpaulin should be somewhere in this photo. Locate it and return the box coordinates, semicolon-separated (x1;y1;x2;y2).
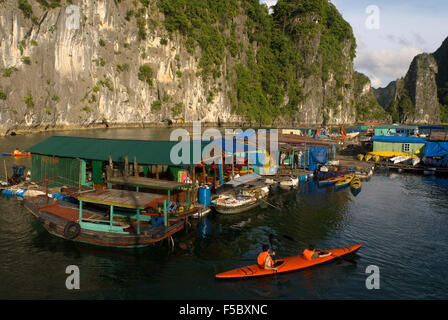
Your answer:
308;146;328;166
424;142;448;158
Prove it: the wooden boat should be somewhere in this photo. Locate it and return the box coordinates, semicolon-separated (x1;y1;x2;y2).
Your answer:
142;205;200;221
318;174;345;187
213;196;260;214
350;177;362;195
2;152;31;157
215;244;362;279
355;169;373;180
23;189;185;248
279;177;299;190
335;174;354;190
213;187;269;215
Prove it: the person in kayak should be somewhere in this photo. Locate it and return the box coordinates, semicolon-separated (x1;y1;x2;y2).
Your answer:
13;148;21;155
257;244;277;271
303;245;331;261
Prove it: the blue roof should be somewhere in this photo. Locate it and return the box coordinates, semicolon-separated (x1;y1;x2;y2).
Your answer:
418;125;445;130
371;136;427;143
424;142;448;158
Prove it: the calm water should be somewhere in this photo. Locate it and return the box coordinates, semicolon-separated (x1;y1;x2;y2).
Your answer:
1;128;448;299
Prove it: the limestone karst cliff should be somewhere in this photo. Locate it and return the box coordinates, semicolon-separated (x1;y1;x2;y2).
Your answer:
0;0;386;135
374;36;448;124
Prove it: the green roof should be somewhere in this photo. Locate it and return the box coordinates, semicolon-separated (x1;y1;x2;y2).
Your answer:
26;136;219;166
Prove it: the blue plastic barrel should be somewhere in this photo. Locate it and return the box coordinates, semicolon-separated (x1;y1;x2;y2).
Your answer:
198;186;211;208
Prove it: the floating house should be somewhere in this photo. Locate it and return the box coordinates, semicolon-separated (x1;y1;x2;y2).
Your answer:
26;136;222;189
373;124;419;137
418;125;445;137
278;134;337;171
370;136;427;156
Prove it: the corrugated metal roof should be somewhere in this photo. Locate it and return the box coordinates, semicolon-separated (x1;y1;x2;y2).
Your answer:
371;136;427;143
26;136;219;166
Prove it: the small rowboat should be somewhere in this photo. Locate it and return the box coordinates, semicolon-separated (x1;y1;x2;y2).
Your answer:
350;177;362;195
335;174;354;190
215;244;362;279
318;174;345;187
279;177;299;190
2;152;31;157
213;196;259;214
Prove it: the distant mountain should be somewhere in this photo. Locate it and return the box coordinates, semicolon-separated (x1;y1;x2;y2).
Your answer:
374;36;448;124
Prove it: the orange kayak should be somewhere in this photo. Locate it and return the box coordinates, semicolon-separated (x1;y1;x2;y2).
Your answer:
215;244;362;279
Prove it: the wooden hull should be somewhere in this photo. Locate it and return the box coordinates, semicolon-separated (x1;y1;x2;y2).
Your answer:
318;175;345;187
279;179;298;190
213;200;260;215
335;174;354;190
143;207;200;221
215;244;362;279
2;152;31;157
23;197;184;248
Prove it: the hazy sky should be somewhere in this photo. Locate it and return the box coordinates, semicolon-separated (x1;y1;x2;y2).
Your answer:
259;0;448;88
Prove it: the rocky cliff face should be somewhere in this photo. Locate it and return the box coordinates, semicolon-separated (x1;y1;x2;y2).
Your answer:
374;37;448;124
0;0;385;135
373;80;396;111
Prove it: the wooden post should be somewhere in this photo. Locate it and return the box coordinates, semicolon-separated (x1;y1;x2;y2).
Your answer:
163;199;167;227
134;156;138;177
136;209;140;235
124;156;129;177
202;161;206;181
192;166;196;204
155;165;159;179
108;155;114;179
110;205;114;231
79;200;83;224
45;174;49;204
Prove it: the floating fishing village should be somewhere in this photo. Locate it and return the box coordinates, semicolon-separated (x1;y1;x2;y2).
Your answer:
2;0;448;304
1;123;447;254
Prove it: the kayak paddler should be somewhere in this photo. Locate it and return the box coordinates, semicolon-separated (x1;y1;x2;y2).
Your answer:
13;148;21;155
302;244;331;261
257;244;277;271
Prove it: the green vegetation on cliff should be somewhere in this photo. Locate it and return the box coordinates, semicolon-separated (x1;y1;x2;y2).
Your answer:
159;0;357;124
353;72;387;121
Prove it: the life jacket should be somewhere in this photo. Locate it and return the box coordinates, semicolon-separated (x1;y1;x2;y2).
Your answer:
257;251;270;268
303;249;316;261
13;150;20;155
